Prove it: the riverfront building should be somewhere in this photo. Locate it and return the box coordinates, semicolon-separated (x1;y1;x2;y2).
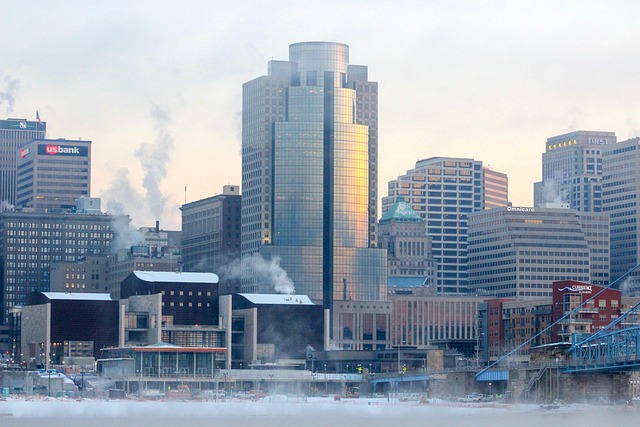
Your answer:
241;41;386;308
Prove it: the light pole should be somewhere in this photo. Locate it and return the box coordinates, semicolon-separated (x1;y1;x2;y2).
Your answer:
223;372;228;396
324;364;327;395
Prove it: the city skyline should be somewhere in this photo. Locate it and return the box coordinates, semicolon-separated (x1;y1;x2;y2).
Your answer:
3;2;640;229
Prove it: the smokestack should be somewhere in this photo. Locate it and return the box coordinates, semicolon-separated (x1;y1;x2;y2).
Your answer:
155;220;160;234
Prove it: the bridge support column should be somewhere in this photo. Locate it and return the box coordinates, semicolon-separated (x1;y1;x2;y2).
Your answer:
559;371;631;403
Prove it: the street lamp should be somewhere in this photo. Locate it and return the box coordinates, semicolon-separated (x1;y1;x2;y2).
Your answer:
223;372;228;394
324;364;328;395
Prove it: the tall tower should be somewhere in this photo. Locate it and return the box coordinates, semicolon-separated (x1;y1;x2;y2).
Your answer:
534;130;615;211
0;118;46;207
241;41;386;308
602;137;640;285
16;138;91;211
382;157;508;294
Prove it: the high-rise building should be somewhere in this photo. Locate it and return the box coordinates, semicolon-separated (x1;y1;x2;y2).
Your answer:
0;205;127;323
242;42;386;308
382;157;508;294
467;205;609;298
534;130;615;211
181;185;241;273
602;137;640;285
0;118;46;207
483;167;509;209
378;197;436;292
16;138;91;211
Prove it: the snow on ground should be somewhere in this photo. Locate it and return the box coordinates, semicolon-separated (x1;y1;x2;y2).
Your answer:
0;396;638;427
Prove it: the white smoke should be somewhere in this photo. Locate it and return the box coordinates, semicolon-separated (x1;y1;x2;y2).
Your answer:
1;201;14;212
103;168;145;218
219;254;295;294
109;215;144;254
0;76;19;115
618;275;640;297
541;179;563;204
135;106;174;223
101;106;174;228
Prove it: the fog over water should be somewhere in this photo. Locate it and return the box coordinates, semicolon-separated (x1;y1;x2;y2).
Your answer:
1;399;638;427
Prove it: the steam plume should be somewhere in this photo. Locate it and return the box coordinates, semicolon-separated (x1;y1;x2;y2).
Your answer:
0;76;19;115
101;106;175;229
109;215;144;254
541;179;563;204
1;201;14;212
135;106;174;223
219;254;295;294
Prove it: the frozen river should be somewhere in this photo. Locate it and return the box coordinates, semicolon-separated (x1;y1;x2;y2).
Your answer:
1;396;638;427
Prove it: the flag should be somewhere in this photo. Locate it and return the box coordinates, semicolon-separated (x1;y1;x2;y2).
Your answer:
36;109;42;123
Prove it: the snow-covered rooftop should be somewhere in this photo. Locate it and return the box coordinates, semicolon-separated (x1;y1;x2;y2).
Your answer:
133;271;219;283
41;292;113;301
238;293;315;305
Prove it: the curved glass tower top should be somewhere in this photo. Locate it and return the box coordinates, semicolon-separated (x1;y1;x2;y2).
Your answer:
289;42;349;88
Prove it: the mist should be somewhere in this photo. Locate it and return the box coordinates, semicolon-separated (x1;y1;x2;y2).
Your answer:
2;400;639;427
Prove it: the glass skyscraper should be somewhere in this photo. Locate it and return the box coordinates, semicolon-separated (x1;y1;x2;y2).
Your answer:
241;42;386;309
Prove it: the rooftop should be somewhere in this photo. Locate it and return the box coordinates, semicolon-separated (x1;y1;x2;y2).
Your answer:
133;271;219;284
380;197;424;223
238;293;315;305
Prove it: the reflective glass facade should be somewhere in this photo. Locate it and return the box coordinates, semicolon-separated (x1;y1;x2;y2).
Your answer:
242;42;386;308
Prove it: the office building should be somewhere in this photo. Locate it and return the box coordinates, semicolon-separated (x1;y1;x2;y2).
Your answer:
0;205;127;323
534;130;615;211
378;196;436;292
467;206;609;298
20;292;119;370
119;271;219;326
242;41;386;307
0;118;46;207
602;137;640;285
181;185;241;273
16;138;91;211
382;157;508;294
388;293;485;356
220;293;325;368
483;167;509;209
331;300;391;351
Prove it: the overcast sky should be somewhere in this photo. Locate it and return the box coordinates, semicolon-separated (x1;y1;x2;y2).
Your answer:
2;1;639;229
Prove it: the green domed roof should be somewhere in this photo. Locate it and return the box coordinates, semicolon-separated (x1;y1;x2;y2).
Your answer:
380;197;424;223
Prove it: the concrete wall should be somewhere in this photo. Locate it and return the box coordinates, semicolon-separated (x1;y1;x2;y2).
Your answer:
21;303;50;369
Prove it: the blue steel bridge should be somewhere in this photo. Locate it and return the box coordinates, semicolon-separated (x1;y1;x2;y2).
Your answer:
477;264;640;383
